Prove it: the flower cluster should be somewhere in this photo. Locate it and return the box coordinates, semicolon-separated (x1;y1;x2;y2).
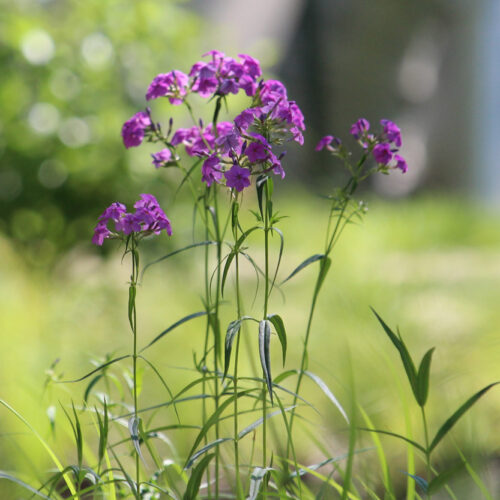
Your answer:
121;51;306;193
92;194;172;246
145;50;262;105
317;118;408;174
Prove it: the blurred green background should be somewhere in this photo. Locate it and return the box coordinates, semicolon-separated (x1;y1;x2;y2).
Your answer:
0;0;499;497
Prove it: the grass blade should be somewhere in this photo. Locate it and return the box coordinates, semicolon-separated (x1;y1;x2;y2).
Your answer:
141;241;215;278
429;381;499;452
304;371;349;423
140;311;207;352
223;316;254;379
358;428;426;453
267;313;287;365
427;462;465;494
371;308;418;399
416;347;435;407
183;453;215;499
0;471;51;499
282;254;325;284
60;355;131;383
185;439;231;470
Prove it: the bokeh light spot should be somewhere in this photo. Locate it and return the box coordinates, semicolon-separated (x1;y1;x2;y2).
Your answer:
21;29;55;65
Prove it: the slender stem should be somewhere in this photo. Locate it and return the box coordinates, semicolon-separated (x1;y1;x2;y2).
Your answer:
262;180;271;492
128;237;141;500
202;192;212;499
233;197;244;499
212;186;222;499
420;406;432;499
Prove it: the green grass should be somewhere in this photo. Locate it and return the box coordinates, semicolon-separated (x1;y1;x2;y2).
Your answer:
0;189;499;497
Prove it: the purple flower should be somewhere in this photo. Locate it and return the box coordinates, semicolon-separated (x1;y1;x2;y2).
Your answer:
381;119;402;148
219;78;239;95
224;164;251;192
202;155;223;187
246;136;270;163
234;108;256;131
269;152;285;179
315;136;334;151
92;223;111;246
238;75;258;96
92;194;172;245
121;111;151;149
215;127;241;155
146;71;189;104
238;54;262;79
373;143;393;165
151;148;173;168
394;154;408;173
350;118;370;140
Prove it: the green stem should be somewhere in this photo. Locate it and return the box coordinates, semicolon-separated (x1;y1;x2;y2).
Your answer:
212;186;222;499
128;237;141;500
233;197;244;499
262;180;271;493
421;406;432;499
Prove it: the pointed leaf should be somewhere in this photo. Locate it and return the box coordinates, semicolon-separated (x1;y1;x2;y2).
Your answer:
0;471;51;499
259;319;273;404
223;316;254;378
403;472;428;493
256;174;268;218
128;416;146;465
141;311;207;352
267;313;287;365
183;453;215;499
231;201;239;238
304;371;349;423
247;467;272;500
282;254;325;285
184;440;231;470
142;241;215;277
416;347;435;407
358;428;426;453
429;382;499;452
315;256;331;294
427;462;465;494
371;308;418;399
61;356;131;384
238;405;296;440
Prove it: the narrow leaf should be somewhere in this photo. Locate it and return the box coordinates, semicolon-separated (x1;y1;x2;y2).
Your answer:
416;347;435;407
183;454;215;500
128;416;146;465
315;256;331;294
0;471;51;499
429;382;499;452
267;313;287;365
223;316;254;379
238;405;296;440
259;319;273;404
141;311;207;352
256;174;268;219
304;371;349;423
371;308;418;399
427;462;465;494
282;254;325;284
142;241;215;277
185;440;231;470
358;428;426;453
247;467;272;500
403;472;428;493
60;355;131;384
231;201;239;238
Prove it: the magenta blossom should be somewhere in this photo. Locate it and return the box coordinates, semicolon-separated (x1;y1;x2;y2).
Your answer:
146;70;189;104
202;155;223;187
92;194;172;246
151;148;173;168
316;135;334;151
394;154;408;173
381;119;402;148
373;143;393;165
350;118;370;140
224;164;251;192
121;111;151;149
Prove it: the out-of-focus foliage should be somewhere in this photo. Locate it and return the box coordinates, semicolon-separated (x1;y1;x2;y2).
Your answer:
0;0;202;265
